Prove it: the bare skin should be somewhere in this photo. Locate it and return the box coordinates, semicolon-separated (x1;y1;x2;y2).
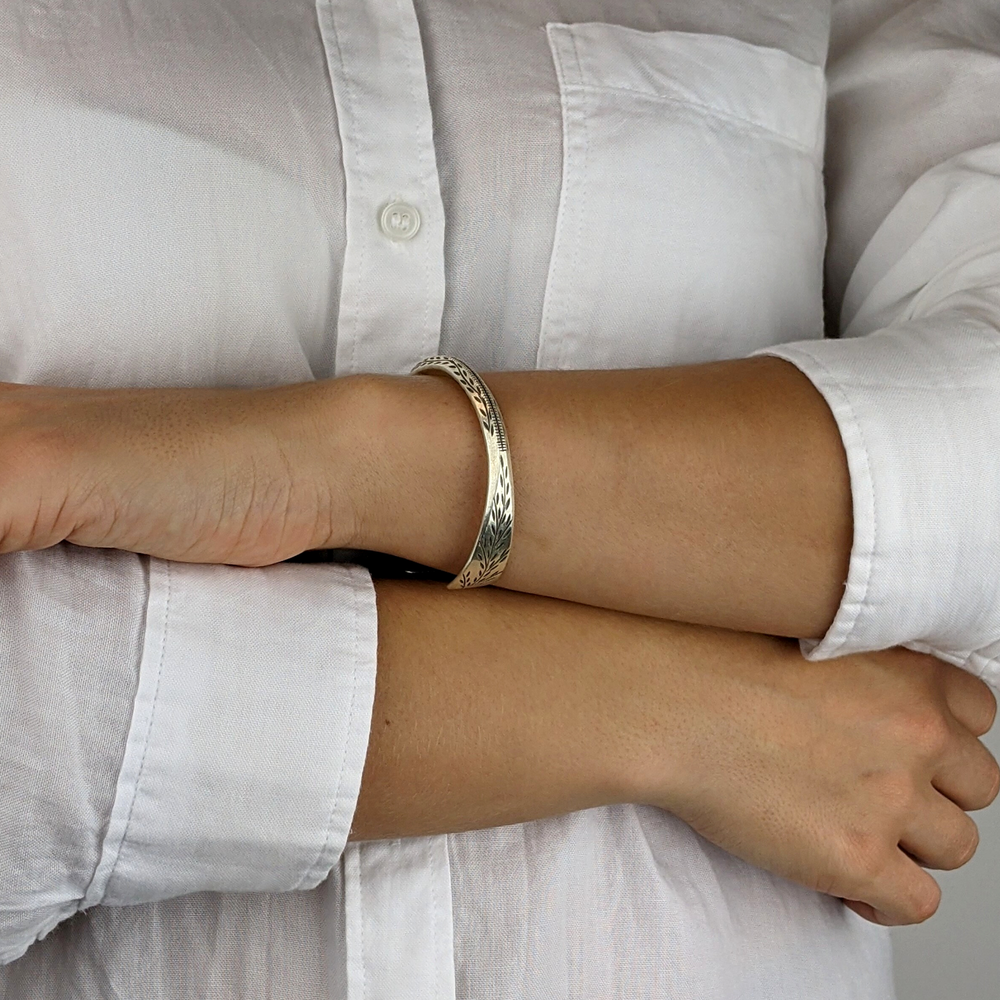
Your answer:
347;358;854;639
361;580;999;926
0;358;847;639
0;364;993;926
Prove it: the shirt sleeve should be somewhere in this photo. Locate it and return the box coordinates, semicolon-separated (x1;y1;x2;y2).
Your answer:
750;0;1000;686
0;546;377;966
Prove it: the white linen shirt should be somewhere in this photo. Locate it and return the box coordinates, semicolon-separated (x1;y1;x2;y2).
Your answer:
1;1;999;997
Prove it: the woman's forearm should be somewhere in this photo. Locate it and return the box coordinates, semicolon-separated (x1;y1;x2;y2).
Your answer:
353;576;796;840
0;362;844;641
335;358;852;640
351;580;998;927
355;578;802;839
352;579;655;838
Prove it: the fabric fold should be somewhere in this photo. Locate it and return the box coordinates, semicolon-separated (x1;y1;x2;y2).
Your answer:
83;557;378;909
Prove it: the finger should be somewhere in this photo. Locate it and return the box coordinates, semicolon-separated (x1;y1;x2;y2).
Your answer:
899;790;980;871
851;850;941;926
842;899;893;926
934;729;1000;811
942;664;998;737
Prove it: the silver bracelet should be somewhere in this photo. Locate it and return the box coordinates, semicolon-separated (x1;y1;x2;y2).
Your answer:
410;356;514;589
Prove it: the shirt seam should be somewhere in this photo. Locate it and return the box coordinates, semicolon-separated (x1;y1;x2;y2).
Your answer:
102;559;172;896
359;848;369;1000
430;839;442;1000
562;27;589;372
396;0;436;361
322;0;368;378
553;28;590;372
536;25;572;369
765;346;877;656
291;569;363;891
560;81;820;156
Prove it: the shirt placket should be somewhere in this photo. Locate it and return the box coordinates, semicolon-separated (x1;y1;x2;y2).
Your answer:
317;0;446;377
314;1;455;999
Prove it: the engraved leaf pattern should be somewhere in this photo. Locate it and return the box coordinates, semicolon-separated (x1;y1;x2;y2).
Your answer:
412;357;513;588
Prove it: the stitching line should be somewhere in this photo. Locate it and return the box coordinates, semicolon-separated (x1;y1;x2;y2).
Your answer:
104;559;172;894
561;81;820;156
773;348;877;657
430;840;440;1000
324;0;368;377
291;566;363;890
536;26;572;370
556;29;590;372
397;0;438;360
359;848;369;1000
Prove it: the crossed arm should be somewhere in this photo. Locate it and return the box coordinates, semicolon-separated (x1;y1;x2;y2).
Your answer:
0;353;851;638
360;577;997;930
326;355;853;639
6;6;1000;933
0;352;996;929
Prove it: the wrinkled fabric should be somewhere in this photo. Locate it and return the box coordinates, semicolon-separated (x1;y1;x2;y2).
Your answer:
0;0;998;996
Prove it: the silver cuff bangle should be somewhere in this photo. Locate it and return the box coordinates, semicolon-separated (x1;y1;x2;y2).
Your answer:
410;355;514;589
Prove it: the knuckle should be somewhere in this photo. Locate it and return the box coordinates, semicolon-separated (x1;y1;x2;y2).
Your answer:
838;828;889;887
873;773;919;815
929;819;979;872
903;706;952;757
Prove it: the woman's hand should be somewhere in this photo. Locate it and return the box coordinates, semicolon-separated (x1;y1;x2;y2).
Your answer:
636;637;1000;926
3;380;996;928
0;379;363;565
353;581;997;927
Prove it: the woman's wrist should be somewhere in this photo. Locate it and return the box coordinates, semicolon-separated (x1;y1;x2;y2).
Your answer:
321;371;487;573
317;359;852;639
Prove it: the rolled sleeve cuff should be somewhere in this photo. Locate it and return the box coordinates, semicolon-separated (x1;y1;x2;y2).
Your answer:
752;317;1000;687
83;557;378;909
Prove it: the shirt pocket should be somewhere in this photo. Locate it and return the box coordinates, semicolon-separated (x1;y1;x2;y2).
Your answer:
537;23;827;370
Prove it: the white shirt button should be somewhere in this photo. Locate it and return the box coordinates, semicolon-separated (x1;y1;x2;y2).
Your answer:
379;201;421;241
